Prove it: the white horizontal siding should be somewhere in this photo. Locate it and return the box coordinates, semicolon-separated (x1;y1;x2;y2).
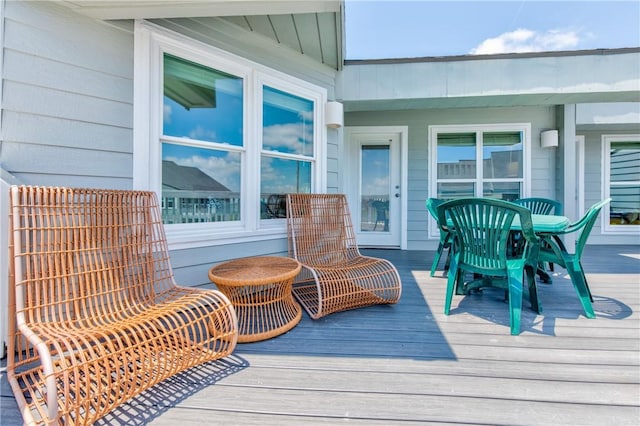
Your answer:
170;239;289;288
2;111;132;151
2;0;134;187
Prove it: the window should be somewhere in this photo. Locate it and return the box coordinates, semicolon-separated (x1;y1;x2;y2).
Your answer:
162;54;243;224
430;124;529;202
602;135;640;233
134;23;326;248
428;124;529;239
261;86;314;219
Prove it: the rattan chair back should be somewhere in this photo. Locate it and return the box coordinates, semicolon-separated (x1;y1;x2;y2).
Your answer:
286;194;401;319
7;186;238;425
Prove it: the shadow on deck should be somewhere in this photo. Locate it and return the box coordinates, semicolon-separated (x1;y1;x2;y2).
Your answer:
1;245;638;425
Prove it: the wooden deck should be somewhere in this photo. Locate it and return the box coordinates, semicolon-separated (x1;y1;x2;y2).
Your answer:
2;245;639;425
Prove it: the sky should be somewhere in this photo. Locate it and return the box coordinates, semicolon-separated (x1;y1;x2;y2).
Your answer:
344;0;640;59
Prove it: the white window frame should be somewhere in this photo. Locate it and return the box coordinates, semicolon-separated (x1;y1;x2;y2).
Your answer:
133;21;327;250
601;134;640;234
427;123;531;239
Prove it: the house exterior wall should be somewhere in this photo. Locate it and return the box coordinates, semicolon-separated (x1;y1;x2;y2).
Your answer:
1;0;134;188
0;0;340;268
345;105;557;250
0;1;342;351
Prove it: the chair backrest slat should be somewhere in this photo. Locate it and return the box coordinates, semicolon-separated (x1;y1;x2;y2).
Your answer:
437;198;536;273
514;197;563;215
286;194;359;266
10;186;176;326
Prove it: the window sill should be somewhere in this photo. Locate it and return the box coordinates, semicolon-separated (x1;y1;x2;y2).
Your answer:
165;221;287;251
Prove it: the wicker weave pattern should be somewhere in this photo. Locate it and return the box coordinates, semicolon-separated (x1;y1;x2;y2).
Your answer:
286;194;402;319
7;186;238;425
209;256;302;342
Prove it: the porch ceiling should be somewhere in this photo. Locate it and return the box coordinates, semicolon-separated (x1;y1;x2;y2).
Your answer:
59;0;344;70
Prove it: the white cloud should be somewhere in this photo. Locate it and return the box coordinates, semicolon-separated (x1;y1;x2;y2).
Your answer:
164;104;172;124
188;125;218;141
363;176;389;197
263;123;313;154
470;28;580;55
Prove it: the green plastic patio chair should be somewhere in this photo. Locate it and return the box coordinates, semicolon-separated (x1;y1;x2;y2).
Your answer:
537;198;611;318
426;198;453;277
514;197;563;274
437;198;541;335
514;197;563;215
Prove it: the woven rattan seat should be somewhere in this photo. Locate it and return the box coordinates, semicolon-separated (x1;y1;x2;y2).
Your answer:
286;193;402;319
7;186;238;425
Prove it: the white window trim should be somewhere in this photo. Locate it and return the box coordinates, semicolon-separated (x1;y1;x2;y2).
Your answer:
427;123;531;239
133;20;327;250
601;134;640;234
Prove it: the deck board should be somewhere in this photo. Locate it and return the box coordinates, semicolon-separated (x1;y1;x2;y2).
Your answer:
1;245;639;425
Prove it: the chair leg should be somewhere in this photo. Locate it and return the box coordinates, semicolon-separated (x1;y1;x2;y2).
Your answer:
526;265;542;314
430;243;444;277
566;261;596;319
507;269;524;335
443;248;451;273
443;253;459;315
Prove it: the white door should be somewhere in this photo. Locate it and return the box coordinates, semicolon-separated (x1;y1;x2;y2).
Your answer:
346;129;404;248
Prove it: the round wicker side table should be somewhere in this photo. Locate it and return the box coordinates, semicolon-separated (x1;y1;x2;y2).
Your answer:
208;256;302;343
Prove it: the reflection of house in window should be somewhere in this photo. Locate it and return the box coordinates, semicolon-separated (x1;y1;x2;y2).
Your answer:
483;151;523;178
162;160;240;223
437;151;522;179
164;54;217;110
609;143;640;225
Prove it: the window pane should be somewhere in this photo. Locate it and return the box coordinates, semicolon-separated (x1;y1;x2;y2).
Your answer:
437;133;476;179
610;141;640;225
261;157;311;219
483;132;523;178
162;143;241;223
437;182;475;199
263;86;314;156
610;185;640;225
610;141;640;182
482;182;522;201
163;54;243;146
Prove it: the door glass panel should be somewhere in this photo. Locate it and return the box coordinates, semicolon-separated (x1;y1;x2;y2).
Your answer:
360;145;390;232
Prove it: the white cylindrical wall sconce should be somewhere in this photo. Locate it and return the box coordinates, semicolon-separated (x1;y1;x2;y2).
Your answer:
541;129;559;148
325;101;343;129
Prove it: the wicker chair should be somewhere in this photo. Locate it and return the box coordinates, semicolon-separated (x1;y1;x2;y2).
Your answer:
286;193;402;319
7;186;238;425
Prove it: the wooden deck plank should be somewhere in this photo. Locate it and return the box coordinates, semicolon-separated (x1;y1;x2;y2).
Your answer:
146;387;639;425
1;245;638;425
